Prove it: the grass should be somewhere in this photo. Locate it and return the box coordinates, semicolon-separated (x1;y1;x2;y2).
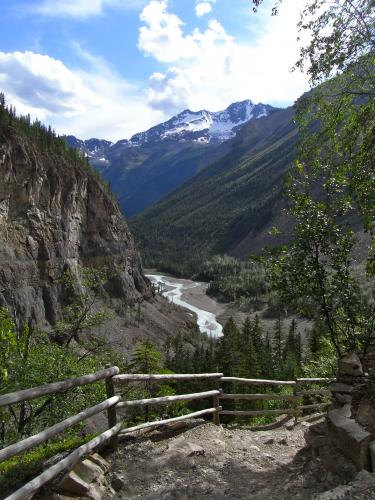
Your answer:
0;433;94;498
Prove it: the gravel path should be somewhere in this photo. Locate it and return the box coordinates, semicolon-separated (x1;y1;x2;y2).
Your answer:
104;420;361;499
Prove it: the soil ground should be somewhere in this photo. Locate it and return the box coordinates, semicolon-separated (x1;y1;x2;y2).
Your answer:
104;419;370;500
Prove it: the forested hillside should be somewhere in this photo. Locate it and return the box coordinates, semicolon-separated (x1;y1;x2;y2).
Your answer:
131;107;297;276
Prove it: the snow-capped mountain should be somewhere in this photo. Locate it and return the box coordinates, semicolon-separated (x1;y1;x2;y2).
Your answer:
66;99;279;216
67;100;276;156
129;100;276;145
66;136;112;158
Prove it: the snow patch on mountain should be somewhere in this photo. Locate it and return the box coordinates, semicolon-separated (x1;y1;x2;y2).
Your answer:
129;100;276;145
66;99;278;160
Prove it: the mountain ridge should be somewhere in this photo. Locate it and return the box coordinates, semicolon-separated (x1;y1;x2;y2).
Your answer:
67;99;277;151
130;106;297;275
67;99;279;217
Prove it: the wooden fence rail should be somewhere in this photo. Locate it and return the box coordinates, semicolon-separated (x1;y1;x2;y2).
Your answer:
0;366;120;408
5;423;122;500
113;373;223;382
0;396;120;463
117;390;220;408
119;407;222;436
221;377;297;386
1;370;333;500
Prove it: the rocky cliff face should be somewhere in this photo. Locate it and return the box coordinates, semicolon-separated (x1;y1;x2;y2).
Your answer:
0;126;151;329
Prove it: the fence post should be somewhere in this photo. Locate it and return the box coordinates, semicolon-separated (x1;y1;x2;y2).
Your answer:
213;372;221;426
293;380;301;424
105;364;118;450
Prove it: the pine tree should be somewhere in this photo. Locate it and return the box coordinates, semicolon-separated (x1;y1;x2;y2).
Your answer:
272;316;284;376
216;317;240;376
282;319;302;379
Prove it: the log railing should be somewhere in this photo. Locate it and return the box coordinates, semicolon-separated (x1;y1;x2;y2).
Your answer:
219;377;333;421
1;366;121;500
112;372;224;434
1;370;333;499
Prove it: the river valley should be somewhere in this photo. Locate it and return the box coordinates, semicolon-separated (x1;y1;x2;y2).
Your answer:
146;274;225;337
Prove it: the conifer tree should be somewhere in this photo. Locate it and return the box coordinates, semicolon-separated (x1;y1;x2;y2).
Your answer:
216;317;240;376
282;319;302;378
272;316;284;375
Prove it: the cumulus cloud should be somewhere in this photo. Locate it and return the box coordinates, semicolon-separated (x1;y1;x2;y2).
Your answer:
195;2;213;17
148;68;192;114
0;51;96;117
0;50;163;140
30;0;147;18
139;0;310;115
138;1;199;63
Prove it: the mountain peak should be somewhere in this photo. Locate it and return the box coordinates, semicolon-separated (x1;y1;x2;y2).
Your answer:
129;100;278;146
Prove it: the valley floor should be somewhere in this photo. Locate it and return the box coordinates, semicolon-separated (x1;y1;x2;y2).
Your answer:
104;420;375;499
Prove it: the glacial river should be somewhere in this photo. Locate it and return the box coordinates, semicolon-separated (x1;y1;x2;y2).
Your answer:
146;274;223;338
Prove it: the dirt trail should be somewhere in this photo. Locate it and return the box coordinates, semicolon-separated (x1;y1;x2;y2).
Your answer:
104;420;363;499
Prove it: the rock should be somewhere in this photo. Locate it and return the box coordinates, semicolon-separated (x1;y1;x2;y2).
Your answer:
0;127;151;330
74;459;104;484
314;484;353;499
329;383;354;394
333;393;351;404
284;419;295;430
187;443;205;456
356;399;375;431
355;469;374;481
338;353;363;377
111;473;126;491
265;438;275;445
166;438;205;457
327;409;372;470
58;470;91;496
278;438;288;445
309;422;327;436
57;456;108;500
309;435;327;458
315;469;375;499
87;453;110;474
370;441;375;471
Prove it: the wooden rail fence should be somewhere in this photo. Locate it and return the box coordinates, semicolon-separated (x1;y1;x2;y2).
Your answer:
0;370;333;500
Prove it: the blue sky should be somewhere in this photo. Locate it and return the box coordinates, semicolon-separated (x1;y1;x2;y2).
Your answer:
0;0;310;140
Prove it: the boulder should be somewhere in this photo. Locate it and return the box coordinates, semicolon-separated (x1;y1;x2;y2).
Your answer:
57;456;108;500
329;382;354;394
87;453;110;474
58;470;91;497
338;353;363;377
74;459;104;484
356;399;375;431
327;409;372;470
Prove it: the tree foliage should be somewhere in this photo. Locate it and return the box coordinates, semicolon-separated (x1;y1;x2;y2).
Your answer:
265;0;375;356
0;308;127;448
0;93;114;195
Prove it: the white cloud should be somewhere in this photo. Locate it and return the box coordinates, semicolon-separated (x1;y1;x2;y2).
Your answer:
0;51;96;117
139;0;310;114
30;0;147;18
138;1;199;63
195;2;213;17
148;68;192;114
0;50;163;140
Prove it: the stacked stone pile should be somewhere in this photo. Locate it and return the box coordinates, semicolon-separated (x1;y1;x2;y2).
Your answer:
307;350;375;474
